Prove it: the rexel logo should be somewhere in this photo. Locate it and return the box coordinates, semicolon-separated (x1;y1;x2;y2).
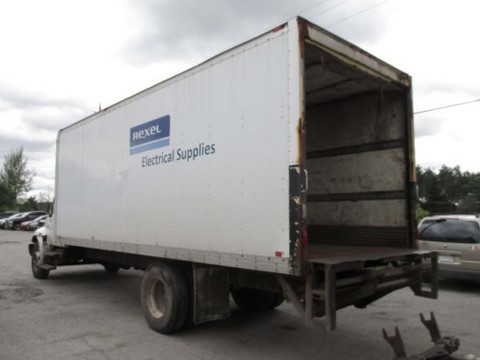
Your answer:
129;115;170;155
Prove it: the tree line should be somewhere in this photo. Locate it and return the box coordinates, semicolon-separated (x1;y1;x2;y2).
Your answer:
417;165;480;216
0;147;47;212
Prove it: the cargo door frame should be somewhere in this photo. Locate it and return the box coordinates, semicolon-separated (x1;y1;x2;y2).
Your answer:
301;17;417;250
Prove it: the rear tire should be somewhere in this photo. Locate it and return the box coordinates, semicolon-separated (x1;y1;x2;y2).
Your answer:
31;243;49;279
140;262;189;334
103;264;120;273
231;287;284;312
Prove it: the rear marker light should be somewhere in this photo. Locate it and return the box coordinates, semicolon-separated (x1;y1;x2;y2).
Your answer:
302;227;309;246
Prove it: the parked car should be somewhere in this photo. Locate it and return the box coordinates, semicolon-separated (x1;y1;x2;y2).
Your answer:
0;211;18;220
418;215;480;280
5;211;46;230
20;215;47;231
0;213;24;229
20;220;31;231
27;215;47;231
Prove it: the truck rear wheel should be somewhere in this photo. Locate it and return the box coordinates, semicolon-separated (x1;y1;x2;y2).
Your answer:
103;264;120;273
231;287;284;312
140;262;189;334
31;243;49;279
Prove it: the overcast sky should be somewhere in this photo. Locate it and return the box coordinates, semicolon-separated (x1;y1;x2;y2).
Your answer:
1;0;479;199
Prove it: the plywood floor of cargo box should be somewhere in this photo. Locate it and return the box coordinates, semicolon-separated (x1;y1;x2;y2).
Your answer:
304;244;432;265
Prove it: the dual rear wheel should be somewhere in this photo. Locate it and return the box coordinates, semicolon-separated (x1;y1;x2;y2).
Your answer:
231;286;284;312
140;262;284;333
31;254;285;333
140;262;190;334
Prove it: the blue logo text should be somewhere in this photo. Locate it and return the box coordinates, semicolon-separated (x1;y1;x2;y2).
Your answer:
130;115;170;155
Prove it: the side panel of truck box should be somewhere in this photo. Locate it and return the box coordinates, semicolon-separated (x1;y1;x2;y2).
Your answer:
54;27;296;273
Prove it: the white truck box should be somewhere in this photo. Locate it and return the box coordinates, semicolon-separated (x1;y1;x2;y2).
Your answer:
30;17;438;334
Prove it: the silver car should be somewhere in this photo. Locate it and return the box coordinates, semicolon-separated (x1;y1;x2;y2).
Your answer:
418;215;480;280
0;212;24;229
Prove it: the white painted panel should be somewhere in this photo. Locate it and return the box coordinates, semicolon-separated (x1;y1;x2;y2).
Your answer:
287;18;302;166
55;28;292;259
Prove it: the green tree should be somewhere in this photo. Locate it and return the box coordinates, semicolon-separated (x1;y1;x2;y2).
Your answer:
457;193;479;213
18;196;39;212
0;147;36;207
465;173;480;210
416;166;453;213
417;165;480;214
0;182;15;211
36;191;53;213
416;205;429;220
437;165;468;206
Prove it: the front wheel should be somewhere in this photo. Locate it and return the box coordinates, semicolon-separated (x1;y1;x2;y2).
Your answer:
140;262;189;334
31;243;49;279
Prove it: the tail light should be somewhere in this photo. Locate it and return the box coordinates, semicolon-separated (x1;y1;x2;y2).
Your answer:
302;226;309;247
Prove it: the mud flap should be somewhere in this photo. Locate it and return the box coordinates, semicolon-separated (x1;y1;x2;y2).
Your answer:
193;264;230;324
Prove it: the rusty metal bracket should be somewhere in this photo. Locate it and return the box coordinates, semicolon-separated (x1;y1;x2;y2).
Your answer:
382;327;408;359
420;312;441;343
383;312;478;360
276;275;305;318
410;254;438;301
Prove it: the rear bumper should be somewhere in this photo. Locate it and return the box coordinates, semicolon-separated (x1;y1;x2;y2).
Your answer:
287;245;438;330
439;267;480;281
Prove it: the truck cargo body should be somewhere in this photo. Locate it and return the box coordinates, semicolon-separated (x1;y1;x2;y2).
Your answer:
31;17;437;332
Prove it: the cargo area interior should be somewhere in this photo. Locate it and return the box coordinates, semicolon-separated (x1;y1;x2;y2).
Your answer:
303;42;411;250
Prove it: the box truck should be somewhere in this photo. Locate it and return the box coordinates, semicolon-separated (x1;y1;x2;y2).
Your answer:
29;17;438;334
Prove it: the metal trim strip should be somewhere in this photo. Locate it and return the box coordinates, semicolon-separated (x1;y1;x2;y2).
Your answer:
306;139;404;159
304;24;410;87
57;237;293;275
307;190;407;202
